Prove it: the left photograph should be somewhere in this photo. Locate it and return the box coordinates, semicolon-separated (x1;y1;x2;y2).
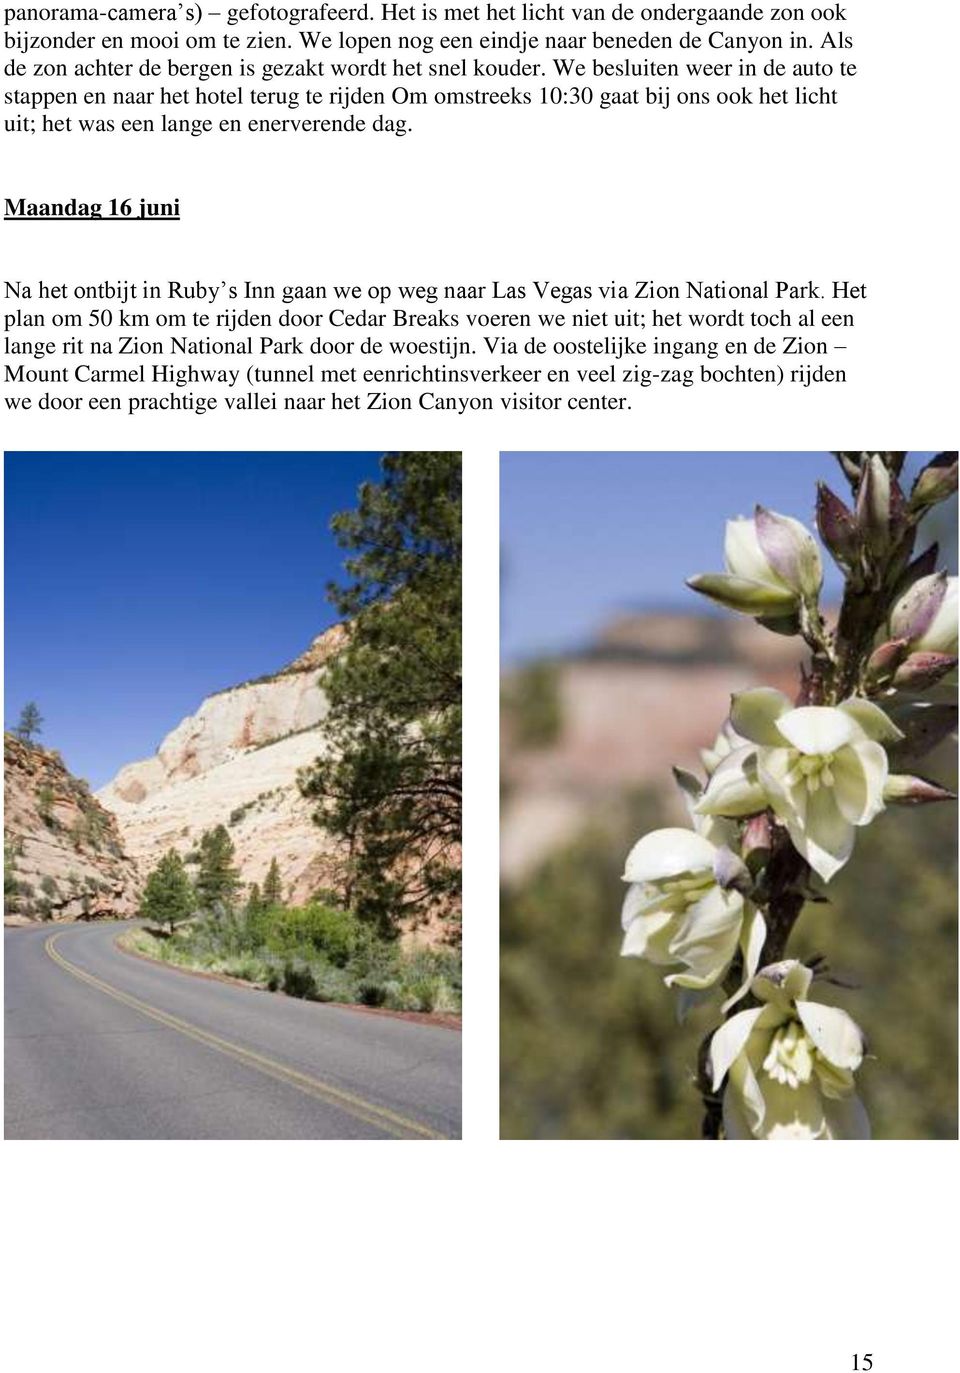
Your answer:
4;451;462;1140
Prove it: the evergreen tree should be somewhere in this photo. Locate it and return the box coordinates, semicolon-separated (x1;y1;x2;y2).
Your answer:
262;857;284;908
141;850;195;934
195;825;241;913
299;453;461;938
14;702;43;743
245;882;263;917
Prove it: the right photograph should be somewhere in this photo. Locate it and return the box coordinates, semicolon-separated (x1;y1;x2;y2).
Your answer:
500;451;958;1140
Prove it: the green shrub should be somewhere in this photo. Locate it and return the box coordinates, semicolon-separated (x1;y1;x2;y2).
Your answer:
358;978;388;1007
263;903;361;966
281;961;318;1000
41;875;58;897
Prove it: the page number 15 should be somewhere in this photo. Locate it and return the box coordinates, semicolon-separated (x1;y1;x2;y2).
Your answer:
853;1357;873;1370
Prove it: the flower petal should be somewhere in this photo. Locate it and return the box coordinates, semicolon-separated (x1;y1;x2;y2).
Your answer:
724;516;785;585
722;906;767;1012
796;1000;865;1071
776;706;858;755
666;886;743;986
753;959;812;1007
831;741;888;826
758;747;807;827
622;827;716;884
838;697;904;744
788;784;856;882
823;1093;871;1139
620;908;675;962
726;1052;767;1136
695;746;767;817
708;1007;764;1091
730;688;792;746
620;882;666;931
761;1079;829;1138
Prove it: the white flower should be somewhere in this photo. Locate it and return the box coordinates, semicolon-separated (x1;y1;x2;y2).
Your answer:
708;960;869;1140
725;509;822;603
697;689;901;882
620;826;764;1010
687;508;822;620
700;720;745;776
902;575;957;655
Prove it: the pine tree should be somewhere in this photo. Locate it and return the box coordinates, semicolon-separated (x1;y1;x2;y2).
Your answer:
14;702;43;743
195;825;241;914
245;882;263;917
262;857;284;908
141;850;195;934
299;453;461;938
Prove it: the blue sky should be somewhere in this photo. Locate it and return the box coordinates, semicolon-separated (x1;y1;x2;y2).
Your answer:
501;451;948;661
4;452;384;787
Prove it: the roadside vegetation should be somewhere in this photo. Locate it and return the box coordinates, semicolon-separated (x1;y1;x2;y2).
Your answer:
129;824;461;1015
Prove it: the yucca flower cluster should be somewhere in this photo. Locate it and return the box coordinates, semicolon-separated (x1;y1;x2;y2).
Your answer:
620;453;958;1139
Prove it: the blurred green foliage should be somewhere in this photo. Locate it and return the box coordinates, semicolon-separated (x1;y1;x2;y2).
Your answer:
502;661;563;751
501;746;957;1140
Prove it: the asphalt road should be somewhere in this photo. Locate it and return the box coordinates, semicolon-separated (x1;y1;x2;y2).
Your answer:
4;922;461;1140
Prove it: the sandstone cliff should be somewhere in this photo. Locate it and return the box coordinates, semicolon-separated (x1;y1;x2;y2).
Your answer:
4;735;141;923
97;626;347;901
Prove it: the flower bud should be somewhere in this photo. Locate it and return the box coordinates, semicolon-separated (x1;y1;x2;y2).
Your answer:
912;576;958;655
741;812;772;874
910;452;958;513
889;571;947;641
890;573;956;654
754;505;823;601
892;652;958;690
686;572;798;618
883;773;957;805
816;482;860;570
835;452;864;485
864;637;909;691
672;766;703;802
835;451;906;484
855;454;891;556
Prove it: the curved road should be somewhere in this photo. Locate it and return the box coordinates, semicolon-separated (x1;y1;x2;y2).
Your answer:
4;922;461;1140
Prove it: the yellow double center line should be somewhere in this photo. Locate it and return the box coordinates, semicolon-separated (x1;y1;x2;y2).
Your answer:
45;932;445;1140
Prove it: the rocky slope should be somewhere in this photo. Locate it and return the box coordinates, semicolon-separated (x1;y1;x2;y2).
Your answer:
4;735;141;923
97;626;347;901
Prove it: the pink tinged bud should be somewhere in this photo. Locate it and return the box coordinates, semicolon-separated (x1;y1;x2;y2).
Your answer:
855;454;891;555
910;452;959;513
754;506;823;600
888;473;909;537
686;573;798;617
865;638;909;690
741;813;772;873
883;774;957;805
890;571;948;644
816;482;859;568
892;652;958;690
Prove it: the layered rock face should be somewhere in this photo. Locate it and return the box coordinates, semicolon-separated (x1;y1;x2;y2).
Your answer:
97;627;346;902
4;735;141;922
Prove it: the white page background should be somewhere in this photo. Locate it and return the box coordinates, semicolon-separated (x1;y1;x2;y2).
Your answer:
2;2;956;1368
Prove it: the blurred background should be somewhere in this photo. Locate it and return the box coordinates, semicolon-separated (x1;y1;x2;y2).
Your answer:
500;452;957;1140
